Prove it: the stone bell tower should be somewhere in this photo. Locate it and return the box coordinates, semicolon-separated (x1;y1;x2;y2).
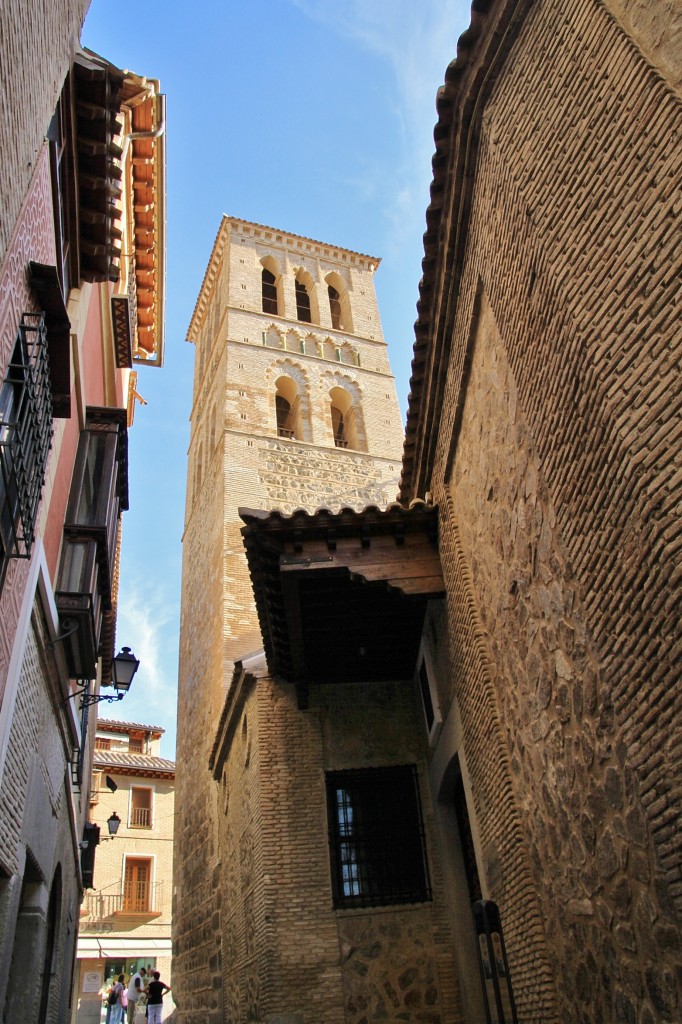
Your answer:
173;217;404;1020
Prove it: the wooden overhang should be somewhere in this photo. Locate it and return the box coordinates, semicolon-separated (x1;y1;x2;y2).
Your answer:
72;50;126;284
240;502;445;708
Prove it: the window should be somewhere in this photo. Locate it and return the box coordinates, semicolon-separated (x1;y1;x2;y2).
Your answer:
326;765;431;908
129;737;143;753
328;285;342;330
416;639;442;747
123;858;152;912
130;786;152;828
329;386;361;450
0;314;53;593
95;737;111;751
325;273;353;332
295;279;312;323
331;406;347;448
262;268;278;315
276;395;294;438
55;408;128;678
274;376;303;440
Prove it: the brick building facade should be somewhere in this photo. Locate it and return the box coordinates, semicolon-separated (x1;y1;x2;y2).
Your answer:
74;720;175;1024
0;5;166;1021
174;221;458;1023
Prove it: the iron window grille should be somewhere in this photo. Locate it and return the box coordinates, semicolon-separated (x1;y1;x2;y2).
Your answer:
326;765;431;909
0;313;53;591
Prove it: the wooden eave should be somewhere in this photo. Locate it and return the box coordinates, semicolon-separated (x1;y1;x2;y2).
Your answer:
399;0;533;502
240;503;444;708
126;80;166;368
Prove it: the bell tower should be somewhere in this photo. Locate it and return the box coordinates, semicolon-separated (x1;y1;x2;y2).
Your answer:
173;217;404;1016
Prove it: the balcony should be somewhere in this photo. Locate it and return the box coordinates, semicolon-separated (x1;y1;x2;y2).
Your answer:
130;806;151;828
81;881;164;922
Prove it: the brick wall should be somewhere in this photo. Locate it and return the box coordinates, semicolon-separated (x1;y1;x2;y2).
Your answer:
409;1;682;1021
0;0;90;271
175;221;406;1022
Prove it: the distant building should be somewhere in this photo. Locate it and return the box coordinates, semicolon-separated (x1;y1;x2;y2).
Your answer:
74;719;175;1024
0;5;166;1020
173;220;433;1021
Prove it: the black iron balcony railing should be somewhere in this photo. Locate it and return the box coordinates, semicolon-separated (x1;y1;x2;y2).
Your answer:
0;313;53;588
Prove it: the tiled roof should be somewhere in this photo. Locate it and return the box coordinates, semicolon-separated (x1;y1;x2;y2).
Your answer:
93;750;175;774
97;718;165;734
400;0;519;500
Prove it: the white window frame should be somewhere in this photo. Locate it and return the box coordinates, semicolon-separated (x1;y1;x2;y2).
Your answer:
128;783;154;830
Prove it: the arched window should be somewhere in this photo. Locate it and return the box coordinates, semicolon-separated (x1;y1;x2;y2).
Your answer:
275;376;302;440
325;272;353;333
295;279;312;323
328;285;342;330
331;405;347;448
329;386;361;451
262;268;279;315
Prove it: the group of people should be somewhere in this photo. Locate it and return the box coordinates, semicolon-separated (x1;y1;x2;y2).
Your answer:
105;966;171;1024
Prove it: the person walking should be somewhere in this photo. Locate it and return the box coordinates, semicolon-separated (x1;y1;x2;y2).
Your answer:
144;971;171;1024
109;975;126;1024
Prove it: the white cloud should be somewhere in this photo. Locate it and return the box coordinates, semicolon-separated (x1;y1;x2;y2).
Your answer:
112;573;179;743
290;0;470;255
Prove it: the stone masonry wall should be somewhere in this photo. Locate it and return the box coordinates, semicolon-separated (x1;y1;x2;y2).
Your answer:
318;679;463;1024
217;673;464;1024
423;1;682;1021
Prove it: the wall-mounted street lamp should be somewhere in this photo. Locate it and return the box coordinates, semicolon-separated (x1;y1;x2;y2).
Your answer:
104;811;121;839
64;647;140;709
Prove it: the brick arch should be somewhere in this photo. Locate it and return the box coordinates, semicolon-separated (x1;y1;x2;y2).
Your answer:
267;358;312;443
292;266;320;325
260;254;284;317
321;372;367;452
325;269;354;333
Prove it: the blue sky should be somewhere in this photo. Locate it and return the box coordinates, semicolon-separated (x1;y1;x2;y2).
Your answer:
83;0;471;754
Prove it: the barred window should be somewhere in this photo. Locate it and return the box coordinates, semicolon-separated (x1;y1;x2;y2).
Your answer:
0;314;53;592
326;765;431;909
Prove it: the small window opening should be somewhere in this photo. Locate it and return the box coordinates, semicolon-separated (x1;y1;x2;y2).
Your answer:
262;269;278;315
276;395;295;439
331;406;348;448
295;280;312;323
328;286;342;330
130;787;152;829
